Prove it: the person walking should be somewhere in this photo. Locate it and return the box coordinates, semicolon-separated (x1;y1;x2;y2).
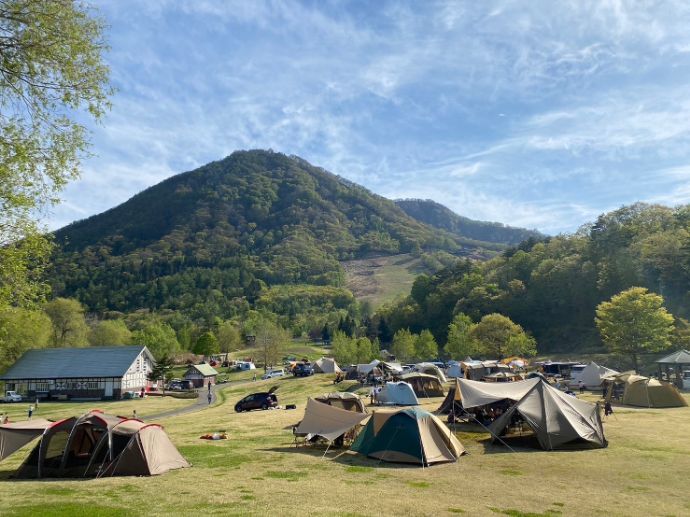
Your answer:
207;391;212;405
28;404;34;420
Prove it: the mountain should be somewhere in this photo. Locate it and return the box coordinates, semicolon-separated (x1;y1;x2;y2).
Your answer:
395;199;543;246
50;150;480;317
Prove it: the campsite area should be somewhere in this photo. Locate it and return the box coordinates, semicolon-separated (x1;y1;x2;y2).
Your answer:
1;373;689;517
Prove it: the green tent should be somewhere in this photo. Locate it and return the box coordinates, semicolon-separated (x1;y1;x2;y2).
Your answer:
350;407;465;466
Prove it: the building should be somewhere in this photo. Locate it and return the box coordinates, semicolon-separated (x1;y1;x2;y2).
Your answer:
183;363;218;388
0;345;155;400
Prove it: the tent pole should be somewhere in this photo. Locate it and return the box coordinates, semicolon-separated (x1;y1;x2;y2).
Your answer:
465;412;517;453
322;442;332;459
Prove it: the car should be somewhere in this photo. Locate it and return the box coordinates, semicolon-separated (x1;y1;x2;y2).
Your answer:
234;386;278;412
293;363;314;377
683;370;690;390
2;390;22;403
262;369;286;380
167;379;193;391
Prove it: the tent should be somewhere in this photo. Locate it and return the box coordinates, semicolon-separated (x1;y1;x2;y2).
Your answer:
437;387;463;415
376;382;419;406
455;377;541;409
356;360;381;376
610;374;687;408
5;410;189;478
482;371;522;383
574;362;619;389
398;373;444;398
351;407;465;465
315;392;367;413
446;363;463;379
488;380;607;450
294;398;369;443
313;358;342;374
461;360;510;381
0;418;53;462
415;363;448;383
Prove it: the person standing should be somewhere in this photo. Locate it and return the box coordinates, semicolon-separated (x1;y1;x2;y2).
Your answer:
578;380;586;394
28;404;34;420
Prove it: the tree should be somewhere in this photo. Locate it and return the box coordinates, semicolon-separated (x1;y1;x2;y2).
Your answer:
131;322;180;360
147;355;174;393
44;297;88;347
0;1;111;309
332;330;356;365
88;319;131;346
506;333;537;357
391;329;416;363
469;313;528;359
595;287;674;371
0;307;51;370
414;329;438;361
194;331;219;356
255;320;289;370
445;313;477;359
355;337;377;364
215;320;241;353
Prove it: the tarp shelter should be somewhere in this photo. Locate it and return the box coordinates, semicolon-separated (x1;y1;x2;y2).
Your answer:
455;377;541;409
313;358;342;374
575;362;618;389
609;373;687;408
415;363;448;383
295;398;369;443
315;392;367;413
379;361;403;375
398;373;444;398
351;407;465;465
656;350;690;389
377;382;419;406
4;410;189;478
356;360;380;375
0;419;52;462
489;380;607;450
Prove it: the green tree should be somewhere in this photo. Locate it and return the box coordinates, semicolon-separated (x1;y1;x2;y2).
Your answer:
88;319;132;346
147;355;174;393
595;287;674;372
414;330;438;361
506;333;537;357
44;297;88;347
355;337;377;364
131;322;180;360
445;313;477;359
255;320;290;370
194;331;220;356
215;320;241;353
0;307;51;370
469;313;528;359
391;329;416;363
331;331;356;365
0;1;111;309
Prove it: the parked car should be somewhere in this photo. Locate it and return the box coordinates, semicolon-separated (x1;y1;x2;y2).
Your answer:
293;363;314;377
262;369;286;380
2;390;22;403
234;387;278;412
683;370;690;390
167;379;194;391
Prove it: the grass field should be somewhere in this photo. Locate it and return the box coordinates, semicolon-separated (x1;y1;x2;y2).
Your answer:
342;254;424;307
1;374;689;517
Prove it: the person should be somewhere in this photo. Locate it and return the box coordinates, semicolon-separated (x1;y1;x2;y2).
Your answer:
140;387;145;399
370;386;376;405
604;400;613;417
132;409;137;420
28;404;34;420
252;373;257;382
578;380;585;394
208;382;212;392
35;397;39;410
207;391;212;405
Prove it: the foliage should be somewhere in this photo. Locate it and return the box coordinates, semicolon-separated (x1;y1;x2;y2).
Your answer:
595;287;674;371
0;307;51;370
0;0;111;309
44;297;88;347
193;331;220;356
469;313;533;359
355;337;378;364
147;355;174;389
254;319;290;369
391;328;416;363
445;313;477;359
414;329;438;361
131;322;180;360
331;330;356;365
215;320;241;353
88;319;131;346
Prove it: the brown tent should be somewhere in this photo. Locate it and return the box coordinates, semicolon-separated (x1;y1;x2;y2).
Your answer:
314;392;367;413
0;418;53;462
294;398;369;443
609;373;687;408
5;410;189;478
398;373;444;398
313;358;342;374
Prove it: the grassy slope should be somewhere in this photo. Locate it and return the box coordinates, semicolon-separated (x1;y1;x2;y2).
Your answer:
342;254;423;307
1;373;689;516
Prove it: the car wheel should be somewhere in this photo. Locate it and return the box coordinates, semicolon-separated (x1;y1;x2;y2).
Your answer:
261;403;269;410
235;405;243;413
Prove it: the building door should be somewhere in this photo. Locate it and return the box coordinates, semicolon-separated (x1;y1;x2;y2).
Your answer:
104;379;113;397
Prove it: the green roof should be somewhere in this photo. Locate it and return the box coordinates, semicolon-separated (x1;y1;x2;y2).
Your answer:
187;363;218;377
0;346;153;380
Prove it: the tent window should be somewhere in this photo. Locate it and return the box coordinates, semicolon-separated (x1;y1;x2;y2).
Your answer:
44;431;69;467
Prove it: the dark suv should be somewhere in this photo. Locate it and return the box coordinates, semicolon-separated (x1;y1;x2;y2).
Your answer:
234;386;278;412
293;363;314;377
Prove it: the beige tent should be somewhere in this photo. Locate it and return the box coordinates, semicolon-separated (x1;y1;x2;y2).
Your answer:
6;410;189;478
489;380;607;450
398;373;444;397
0;419;52;462
294;398;369;442
313;357;342;374
455;377;541;408
314;392;367;413
611;373;687;408
415;363;447;383
351;407;465;465
576;362;618;389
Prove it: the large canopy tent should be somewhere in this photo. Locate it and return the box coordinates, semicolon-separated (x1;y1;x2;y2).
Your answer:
294;398;369;444
314;392;367;413
608;373;687;408
0;419;53;462
377;382;419;406
398;373;444;398
489;380;607;450
455;377;541;409
2;410;189;478
415;363;447;383
313;358;342;374
656;350;690;389
351;407;465;466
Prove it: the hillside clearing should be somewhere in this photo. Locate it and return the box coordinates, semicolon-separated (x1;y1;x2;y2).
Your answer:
342;254;424;307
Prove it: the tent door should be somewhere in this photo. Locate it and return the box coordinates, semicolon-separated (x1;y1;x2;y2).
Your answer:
104;380;113;397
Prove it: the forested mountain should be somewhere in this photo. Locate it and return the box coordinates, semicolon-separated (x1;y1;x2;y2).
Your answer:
49;150;498;318
396;199;543;245
381;203;690;353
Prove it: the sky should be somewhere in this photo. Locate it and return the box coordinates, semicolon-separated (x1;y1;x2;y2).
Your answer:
51;0;690;234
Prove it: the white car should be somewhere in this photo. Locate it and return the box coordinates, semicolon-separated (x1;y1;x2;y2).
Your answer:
261;369;285;380
683;371;690;390
2;390;22;403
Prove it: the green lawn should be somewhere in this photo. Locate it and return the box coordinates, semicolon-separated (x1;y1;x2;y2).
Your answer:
1;375;689;516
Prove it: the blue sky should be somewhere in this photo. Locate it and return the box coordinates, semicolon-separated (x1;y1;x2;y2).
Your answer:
51;0;690;234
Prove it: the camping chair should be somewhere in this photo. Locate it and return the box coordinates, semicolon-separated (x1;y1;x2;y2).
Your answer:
292;424;311;448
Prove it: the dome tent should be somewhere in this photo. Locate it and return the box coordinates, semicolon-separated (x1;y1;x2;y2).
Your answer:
376;382;419;406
